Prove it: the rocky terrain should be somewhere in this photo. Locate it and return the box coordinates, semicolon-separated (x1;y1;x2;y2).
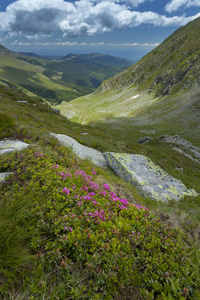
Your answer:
1;134;198;203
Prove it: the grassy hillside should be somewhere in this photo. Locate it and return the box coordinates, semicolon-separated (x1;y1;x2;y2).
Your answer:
57;17;200;140
0;84;200;299
0;49;131;105
95;16;200;97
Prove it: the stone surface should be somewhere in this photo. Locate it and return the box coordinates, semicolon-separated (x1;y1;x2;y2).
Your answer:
160;135;200;164
50;133;107;167
16;101;28;104
0;172;13;183
138;136;153;144
104;152;198;202
0;140;30;155
52;108;60;114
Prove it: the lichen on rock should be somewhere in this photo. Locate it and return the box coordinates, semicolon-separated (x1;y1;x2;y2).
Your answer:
0;140;30;155
104;152;198;202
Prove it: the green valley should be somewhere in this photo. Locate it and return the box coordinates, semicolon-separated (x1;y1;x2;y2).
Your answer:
0;49;131;105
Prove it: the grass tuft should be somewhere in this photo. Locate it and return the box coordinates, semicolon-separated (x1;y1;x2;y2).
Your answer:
0;112;16;138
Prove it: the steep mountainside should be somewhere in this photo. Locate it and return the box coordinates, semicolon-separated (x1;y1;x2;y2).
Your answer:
0;47;131;104
57;17;200;140
95;17;200;97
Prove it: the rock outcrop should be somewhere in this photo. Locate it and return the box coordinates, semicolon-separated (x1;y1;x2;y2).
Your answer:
0;172;13;183
50;133;107;168
160;135;200;164
104;152;198;202
0;140;30;155
138;136;153;144
0;139;30;183
1;135;197;201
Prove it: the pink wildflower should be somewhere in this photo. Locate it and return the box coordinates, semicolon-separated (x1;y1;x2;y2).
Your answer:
103;184;110;190
63;187;70;195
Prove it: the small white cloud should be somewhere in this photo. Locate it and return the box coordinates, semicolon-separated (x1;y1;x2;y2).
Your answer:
165;0;200;13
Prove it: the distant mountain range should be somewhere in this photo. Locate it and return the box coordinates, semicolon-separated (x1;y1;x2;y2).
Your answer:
59;53;133;66
0;48;132;104
20;52;61;60
57;17;200;145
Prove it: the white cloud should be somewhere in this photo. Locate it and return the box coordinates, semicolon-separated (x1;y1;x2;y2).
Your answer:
91;0;154;6
0;0;199;38
165;0;200;13
10;40;160;47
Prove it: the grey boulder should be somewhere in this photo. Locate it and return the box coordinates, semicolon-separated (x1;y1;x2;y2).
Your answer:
50;133;107;168
138;136;153;144
159;135;200;164
0;140;30;155
0;172;13;183
104;152;198;202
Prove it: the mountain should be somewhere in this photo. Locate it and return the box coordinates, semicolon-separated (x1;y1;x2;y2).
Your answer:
0;46;131;104
0;44;13;54
59;53;133;67
94;16;200;97
20;52;61;60
57;17;200;146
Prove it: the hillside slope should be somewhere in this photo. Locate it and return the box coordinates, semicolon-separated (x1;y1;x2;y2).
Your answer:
0;83;200;299
0;47;131;104
57;17;200;142
95;16;200;97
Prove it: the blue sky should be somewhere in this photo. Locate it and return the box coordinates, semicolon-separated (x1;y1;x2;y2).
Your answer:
0;0;199;60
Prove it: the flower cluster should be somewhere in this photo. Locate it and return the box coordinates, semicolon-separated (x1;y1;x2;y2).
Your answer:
2;148;197;300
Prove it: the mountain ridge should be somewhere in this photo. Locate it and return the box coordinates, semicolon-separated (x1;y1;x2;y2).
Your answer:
95;17;200;97
57;17;200;137
0;46;132;104
0;44;13;54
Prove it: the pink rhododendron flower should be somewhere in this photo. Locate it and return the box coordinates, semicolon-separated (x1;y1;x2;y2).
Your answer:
63;187;70;195
103;184;110;190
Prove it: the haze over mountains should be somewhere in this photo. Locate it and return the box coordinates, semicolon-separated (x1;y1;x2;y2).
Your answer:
0;48;131;104
57;17;200;146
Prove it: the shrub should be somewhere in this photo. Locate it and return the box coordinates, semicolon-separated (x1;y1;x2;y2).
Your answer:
0;147;199;299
